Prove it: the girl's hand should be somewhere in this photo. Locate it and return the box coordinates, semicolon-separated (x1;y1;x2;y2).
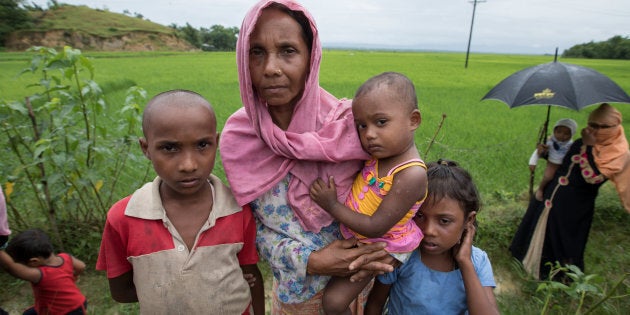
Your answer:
453;220;476;265
309;176;340;211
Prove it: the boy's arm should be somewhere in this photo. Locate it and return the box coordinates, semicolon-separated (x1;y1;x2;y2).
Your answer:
365;279;391;315
310;166;427;238
0;250;41;283
71;255;86;276
241;264;265;315
107;270;138;303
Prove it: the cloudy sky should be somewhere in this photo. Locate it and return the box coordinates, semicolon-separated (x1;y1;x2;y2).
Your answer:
30;0;630;54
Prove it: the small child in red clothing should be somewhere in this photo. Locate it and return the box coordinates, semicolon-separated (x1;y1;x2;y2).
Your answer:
0;228;88;315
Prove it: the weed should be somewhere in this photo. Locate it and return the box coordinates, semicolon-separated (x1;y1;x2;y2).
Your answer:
0;46;148;250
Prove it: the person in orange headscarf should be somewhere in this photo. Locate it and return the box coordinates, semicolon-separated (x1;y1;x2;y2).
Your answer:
510;103;630;280
586;103;630;211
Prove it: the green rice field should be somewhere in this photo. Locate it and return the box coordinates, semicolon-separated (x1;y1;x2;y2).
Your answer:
1;50;629;314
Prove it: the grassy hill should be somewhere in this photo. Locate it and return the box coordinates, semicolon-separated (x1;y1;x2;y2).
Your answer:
5;4;195;52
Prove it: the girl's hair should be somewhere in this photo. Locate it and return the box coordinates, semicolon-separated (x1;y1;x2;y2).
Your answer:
266;3;314;53
423;159;481;216
6;228;54;264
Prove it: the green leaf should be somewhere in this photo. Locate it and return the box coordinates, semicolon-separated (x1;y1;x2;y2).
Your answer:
4;100;28;115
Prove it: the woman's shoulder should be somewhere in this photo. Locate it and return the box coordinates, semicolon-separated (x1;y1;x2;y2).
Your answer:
223;107;249;127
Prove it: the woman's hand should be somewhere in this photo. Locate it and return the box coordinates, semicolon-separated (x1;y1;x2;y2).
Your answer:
307;238;393;277
581;127;596;146
349;254;397;283
536;143;549;156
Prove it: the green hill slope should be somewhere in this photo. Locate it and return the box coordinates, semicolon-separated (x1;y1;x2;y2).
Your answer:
5;4;195;52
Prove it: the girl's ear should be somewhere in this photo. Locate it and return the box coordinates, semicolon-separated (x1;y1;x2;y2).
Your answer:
466;211;477;227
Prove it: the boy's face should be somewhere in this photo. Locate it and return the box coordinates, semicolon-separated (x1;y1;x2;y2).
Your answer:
553;125;572;142
140;101;218;198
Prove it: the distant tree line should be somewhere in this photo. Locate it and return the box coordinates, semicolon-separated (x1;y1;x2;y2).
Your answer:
0;0;33;46
170;23;239;51
0;0;238;51
562;35;630;60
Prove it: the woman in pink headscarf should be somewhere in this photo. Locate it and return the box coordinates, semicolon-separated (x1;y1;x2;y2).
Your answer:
220;0;392;313
510;103;630;280
0;186;9;249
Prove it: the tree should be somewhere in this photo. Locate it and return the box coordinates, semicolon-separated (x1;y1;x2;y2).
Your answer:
177;23;238;51
179;23;200;48
205;25;238;51
0;0;33;47
562;35;630;60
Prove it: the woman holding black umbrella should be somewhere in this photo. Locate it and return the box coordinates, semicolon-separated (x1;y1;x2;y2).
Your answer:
510;103;630;280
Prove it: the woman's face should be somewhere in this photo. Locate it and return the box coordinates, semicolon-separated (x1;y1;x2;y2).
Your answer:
248;7;310;110
587;118;619;144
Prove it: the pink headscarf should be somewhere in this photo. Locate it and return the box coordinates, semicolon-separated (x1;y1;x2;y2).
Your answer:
220;0;368;232
0;186;10;236
588;103;630;212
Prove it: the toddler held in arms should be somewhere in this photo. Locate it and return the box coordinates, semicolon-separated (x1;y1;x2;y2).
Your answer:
528;118;577;201
310;72;427;315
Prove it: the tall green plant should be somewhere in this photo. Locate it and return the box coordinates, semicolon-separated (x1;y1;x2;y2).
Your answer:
532;262;629;314
0;46;146;249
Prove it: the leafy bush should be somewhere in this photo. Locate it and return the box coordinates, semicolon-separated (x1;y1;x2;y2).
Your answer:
536;263;629;314
0;46;147;251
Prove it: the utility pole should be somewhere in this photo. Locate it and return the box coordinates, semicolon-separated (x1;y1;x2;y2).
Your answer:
465;0;485;68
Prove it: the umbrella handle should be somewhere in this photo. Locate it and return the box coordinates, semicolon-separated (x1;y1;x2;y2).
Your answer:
537;122;547;145
538;105;552;144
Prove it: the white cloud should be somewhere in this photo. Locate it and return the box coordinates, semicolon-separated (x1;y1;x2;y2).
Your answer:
27;0;630;54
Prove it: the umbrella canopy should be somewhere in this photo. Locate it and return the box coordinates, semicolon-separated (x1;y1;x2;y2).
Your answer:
482;60;630;143
482;61;630;110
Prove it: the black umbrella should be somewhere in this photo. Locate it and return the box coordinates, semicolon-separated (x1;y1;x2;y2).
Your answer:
482;60;630;142
481;57;630;197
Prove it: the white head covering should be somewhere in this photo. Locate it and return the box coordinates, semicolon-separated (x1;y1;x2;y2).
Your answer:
553;118;578;138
